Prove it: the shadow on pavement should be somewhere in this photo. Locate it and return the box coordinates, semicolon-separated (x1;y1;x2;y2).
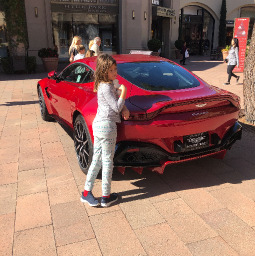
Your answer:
0;73;47;81
109;135;255;204
0;100;39;106
176;56;223;72
0;62;68;81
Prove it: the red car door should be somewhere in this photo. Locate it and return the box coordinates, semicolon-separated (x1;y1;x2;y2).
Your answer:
48;63;88;126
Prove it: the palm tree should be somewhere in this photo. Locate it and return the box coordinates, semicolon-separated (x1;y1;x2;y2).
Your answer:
243;25;255;124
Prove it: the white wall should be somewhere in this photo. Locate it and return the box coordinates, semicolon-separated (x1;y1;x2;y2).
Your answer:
121;0;151;53
24;0;53;63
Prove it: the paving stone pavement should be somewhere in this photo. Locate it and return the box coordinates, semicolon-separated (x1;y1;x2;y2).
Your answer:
0;56;255;256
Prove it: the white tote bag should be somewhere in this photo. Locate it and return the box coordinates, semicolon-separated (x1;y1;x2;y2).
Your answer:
185;49;189;58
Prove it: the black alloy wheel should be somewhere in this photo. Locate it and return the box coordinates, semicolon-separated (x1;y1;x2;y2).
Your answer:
74;115;93;174
37;86;53;121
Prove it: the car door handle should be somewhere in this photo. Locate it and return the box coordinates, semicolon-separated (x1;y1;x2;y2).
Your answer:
45;87;51;98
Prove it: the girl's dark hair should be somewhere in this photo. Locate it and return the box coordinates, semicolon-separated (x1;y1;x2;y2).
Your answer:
94;53;117;92
233;38;239;49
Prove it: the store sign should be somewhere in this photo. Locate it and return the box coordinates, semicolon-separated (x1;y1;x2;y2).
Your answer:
226;20;234;25
156;6;175;18
152;0;160;5
233;18;250;73
51;3;118;13
51;0;118;3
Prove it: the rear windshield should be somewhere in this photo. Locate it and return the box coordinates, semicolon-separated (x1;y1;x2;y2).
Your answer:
117;61;200;91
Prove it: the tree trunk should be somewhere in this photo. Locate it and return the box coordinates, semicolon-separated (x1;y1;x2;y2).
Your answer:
243;25;255;125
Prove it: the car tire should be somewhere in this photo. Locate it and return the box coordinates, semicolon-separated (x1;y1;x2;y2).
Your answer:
73;114;93;174
37;86;53;121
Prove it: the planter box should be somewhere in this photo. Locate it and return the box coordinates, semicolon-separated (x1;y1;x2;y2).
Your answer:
175;49;182;59
222;51;229;61
42;57;58;72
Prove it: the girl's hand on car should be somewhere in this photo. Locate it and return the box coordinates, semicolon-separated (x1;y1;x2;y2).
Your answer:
121;105;130;120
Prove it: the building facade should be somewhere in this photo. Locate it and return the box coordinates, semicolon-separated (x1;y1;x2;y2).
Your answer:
0;0;255;65
180;0;255;55
21;0;178;63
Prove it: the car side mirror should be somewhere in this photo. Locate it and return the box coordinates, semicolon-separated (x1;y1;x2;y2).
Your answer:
48;71;57;80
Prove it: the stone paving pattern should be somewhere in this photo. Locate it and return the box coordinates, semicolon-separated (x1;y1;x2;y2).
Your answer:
0;56;255;255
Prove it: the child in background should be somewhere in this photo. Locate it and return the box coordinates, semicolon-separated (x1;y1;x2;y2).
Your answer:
81;53;130;207
74;45;86;61
85;49;95;58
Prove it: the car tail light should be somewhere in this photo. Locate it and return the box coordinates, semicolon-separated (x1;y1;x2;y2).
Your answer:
128;113;147;121
128;109;161;121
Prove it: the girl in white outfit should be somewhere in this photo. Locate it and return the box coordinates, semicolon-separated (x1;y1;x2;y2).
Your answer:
81;53;130;207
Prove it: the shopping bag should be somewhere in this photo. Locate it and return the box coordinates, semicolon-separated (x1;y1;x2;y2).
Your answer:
185;49;189;58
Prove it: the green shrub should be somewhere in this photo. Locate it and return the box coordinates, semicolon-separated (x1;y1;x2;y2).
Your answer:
0;57;13;74
26;56;36;73
147;38;162;52
38;48;58;58
174;39;184;50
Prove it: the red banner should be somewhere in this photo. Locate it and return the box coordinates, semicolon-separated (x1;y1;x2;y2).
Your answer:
233;18;250;73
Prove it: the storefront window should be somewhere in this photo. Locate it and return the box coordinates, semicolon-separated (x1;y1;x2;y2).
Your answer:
51;1;118;60
180;6;214;55
52;12;117;60
0;11;8;58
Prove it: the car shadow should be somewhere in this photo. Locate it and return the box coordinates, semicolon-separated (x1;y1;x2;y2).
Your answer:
0;100;39;106
109;131;255;204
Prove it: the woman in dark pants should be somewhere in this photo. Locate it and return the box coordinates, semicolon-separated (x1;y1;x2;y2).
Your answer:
224;38;240;85
180;42;187;65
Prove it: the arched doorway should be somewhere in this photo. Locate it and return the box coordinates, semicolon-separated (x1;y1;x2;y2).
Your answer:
179;5;215;55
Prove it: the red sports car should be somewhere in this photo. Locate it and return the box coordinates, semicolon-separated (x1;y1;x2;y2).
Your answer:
37;54;242;174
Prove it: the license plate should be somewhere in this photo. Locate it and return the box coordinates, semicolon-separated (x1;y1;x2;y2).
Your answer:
183;132;209;151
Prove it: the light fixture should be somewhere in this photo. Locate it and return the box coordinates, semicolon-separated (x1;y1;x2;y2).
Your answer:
132;10;135;19
34;7;38;18
144;11;147;20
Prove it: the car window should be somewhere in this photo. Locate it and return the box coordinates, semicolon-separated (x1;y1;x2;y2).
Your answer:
60;64;94;84
117;61;200;91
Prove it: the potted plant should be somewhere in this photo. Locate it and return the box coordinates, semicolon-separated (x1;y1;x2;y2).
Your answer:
174;39;184;59
221;45;230;60
147;38;162;56
38;47;58;72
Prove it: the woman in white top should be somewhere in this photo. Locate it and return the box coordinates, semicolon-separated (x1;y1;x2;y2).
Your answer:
90;37;101;56
224;38;240;85
69;35;82;62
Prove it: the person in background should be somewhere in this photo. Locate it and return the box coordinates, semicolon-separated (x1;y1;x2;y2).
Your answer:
69;35;82;62
74;45;86;61
81;53;129;208
224;38;240;85
90;37;101;56
85;49;95;58
180;41;187;65
88;39;94;50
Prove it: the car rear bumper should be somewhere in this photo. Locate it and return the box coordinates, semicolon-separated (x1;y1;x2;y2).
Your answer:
114;121;242;174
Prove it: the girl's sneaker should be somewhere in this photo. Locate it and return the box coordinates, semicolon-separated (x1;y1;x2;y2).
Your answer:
101;193;119;207
80;191;99;207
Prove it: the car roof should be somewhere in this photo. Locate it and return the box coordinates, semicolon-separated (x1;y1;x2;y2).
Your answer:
76;54;171;69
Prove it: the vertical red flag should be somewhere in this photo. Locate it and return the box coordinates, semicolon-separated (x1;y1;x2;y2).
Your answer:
233;18;250;73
